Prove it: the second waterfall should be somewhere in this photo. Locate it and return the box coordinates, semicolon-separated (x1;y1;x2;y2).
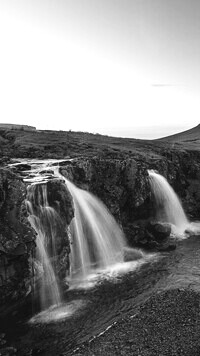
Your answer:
62;177;126;279
148;170;189;234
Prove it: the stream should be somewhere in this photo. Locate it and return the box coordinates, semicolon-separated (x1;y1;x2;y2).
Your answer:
1;235;200;355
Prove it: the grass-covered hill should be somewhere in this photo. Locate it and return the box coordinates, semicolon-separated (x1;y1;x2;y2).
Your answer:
158;123;200;148
0;124;199;161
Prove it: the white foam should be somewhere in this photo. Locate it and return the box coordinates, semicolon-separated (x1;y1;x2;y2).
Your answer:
66;253;157;291
29;300;86;324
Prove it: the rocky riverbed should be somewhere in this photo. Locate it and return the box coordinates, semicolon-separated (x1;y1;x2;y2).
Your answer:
74;288;200;356
0;235;200;356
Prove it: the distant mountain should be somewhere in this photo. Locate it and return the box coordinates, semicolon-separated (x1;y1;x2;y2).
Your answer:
158;124;200;143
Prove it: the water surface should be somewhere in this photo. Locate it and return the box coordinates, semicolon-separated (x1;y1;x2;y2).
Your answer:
2;236;200;355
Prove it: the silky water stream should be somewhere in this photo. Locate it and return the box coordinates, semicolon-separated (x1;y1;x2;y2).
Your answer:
148;169;200;237
23;160;148;321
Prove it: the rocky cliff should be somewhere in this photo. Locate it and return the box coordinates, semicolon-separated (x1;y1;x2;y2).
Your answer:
0;169;74;313
59;149;200;247
0;168;36;313
1;136;200;312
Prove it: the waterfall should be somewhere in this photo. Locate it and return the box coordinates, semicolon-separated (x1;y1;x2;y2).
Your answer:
24;160;143;311
26;183;62;309
26;170;127;307
148;170;189;234
62;177;127;279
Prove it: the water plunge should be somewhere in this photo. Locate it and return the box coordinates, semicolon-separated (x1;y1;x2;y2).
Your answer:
26;165;130;309
26;183;62;309
148;170;189;234
61;177;127;280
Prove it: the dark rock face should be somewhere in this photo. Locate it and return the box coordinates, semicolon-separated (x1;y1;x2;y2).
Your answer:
60;157;151;226
60;158;168;249
46;179;74;225
44;179;74;280
123;220;176;252
0;170;74;313
0;333;17;355
147;221;171;241
1;146;200;312
59;151;200;249
0;169;36;312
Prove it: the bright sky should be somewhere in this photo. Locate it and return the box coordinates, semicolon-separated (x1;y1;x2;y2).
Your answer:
0;0;200;138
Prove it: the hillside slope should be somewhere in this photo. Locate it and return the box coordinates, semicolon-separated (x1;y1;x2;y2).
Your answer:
158;124;200;143
0;124;200;162
0;128;168;161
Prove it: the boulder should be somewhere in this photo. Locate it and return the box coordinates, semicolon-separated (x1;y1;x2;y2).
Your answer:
123;220;175;252
123;247;143;262
147;221;171;241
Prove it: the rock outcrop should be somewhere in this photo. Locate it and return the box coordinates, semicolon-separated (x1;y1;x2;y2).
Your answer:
60;157;151;226
59;150;200;249
0;168;36;313
1;136;200;312
0;168;74;313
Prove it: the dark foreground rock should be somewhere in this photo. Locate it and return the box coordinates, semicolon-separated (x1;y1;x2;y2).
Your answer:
0;168;36;313
0;169;74;313
146;221;171;240
74;288;200;356
0;332;17;355
124;220;176;252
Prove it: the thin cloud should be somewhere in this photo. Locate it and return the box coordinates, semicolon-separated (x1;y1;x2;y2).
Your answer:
152;84;185;87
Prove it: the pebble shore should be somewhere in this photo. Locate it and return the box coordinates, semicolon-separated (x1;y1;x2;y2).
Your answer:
74;288;200;356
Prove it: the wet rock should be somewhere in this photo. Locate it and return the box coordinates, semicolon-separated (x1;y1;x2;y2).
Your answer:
0;333;17;356
46;179;74;225
147;221;171;241
0;346;17;355
123;247;143;262
156;241;176;252
60;157;150;224
124;221;176;252
12;164;31;172
124;222;147;246
0;168;36;312
0;339;6;346
40;170;54;175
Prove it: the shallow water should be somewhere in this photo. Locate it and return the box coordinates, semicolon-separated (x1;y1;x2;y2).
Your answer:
2;236;200;355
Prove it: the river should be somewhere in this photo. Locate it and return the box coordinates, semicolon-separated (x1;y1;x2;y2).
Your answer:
1;235;200;355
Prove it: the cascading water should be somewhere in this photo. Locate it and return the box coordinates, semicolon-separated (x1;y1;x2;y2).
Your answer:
148;170;189;234
60;176;127;280
23;160;143;313
26;183;62;309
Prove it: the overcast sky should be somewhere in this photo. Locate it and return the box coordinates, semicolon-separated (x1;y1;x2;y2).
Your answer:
0;0;200;138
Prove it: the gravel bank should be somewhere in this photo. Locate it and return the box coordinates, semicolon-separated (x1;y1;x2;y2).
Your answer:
74;288;200;356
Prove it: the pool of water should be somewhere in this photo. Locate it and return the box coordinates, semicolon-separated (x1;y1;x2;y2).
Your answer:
1;235;200;355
